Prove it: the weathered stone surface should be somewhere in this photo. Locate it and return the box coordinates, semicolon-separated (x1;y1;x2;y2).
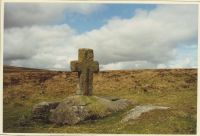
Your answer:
32;101;59;121
49;95;133;125
121;105;170;122
70;48;99;96
100;96;120;101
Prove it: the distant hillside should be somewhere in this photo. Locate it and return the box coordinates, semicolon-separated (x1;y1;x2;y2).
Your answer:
3;65;51;73
3;65;197;73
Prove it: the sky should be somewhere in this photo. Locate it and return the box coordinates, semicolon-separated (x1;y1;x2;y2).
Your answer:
3;3;198;71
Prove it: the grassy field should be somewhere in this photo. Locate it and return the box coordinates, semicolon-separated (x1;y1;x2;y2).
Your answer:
3;66;197;134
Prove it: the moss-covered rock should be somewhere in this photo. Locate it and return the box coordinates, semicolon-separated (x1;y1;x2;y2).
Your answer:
32;101;59;122
49;95;134;125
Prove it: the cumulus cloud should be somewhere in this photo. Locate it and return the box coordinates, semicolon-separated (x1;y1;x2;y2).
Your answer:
169;58;193;68
4;24;77;70
3;4;198;70
101;61;156;70
4;3;102;28
72;5;197;65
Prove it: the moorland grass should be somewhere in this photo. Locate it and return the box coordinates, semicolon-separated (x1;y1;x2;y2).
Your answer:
3;69;197;134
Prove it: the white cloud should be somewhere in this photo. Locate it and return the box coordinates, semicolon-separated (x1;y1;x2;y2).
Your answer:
4;3;103;28
168;58;195;68
101;61;156;70
72;5;197;66
4;24;77;70
4;4;198;70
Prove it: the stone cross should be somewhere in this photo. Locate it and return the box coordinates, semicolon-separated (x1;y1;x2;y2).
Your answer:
70;48;99;96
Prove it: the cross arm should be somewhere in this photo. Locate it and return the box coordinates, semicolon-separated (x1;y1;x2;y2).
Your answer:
70;61;81;72
90;61;99;72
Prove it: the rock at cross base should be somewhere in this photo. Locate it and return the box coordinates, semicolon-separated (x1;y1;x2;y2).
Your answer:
32;101;59;121
49;95;134;125
32;96;134;125
70;48;99;96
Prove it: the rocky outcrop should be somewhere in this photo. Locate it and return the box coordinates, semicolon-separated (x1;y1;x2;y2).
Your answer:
32;95;134;125
32;101;59;122
50;95;134;125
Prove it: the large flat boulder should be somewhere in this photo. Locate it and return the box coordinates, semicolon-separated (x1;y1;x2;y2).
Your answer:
49;95;134;125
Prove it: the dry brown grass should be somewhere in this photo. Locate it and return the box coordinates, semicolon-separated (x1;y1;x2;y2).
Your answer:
3;66;197;134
